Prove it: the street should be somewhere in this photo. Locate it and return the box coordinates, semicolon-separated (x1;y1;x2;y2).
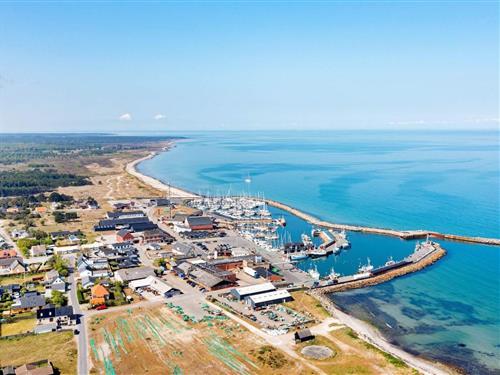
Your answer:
68;270;89;375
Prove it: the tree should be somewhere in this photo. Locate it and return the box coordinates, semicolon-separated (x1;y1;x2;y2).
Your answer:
49;254;70;277
50;290;67;307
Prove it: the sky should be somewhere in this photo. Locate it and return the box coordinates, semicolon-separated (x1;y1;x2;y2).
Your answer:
0;1;498;132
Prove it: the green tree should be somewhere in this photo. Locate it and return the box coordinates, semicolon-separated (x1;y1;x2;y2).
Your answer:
49;290;67;307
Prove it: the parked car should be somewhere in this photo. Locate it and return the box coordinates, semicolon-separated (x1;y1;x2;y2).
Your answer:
96;305;107;311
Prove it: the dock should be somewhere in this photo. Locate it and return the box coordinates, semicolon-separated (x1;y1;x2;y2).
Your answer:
264;199;500;246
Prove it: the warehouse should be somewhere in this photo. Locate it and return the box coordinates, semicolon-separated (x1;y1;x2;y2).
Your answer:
231;282;276;300
245;289;293;309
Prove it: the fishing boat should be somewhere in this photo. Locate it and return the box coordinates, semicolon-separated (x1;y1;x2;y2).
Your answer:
358;258;374;273
385;256;396;266
308;248;327;258
290;252;309;261
311;228;321;237
301;233;313;246
308;266;320;281
328;267;340;280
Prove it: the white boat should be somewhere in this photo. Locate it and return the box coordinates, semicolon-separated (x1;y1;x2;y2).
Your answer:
385;256;396;266
290;252;309;261
329;267;340;280
358;258;374;273
311;228;321;237
308;248;327;258
277;216;286;227
301;233;313;246
308;266;320;281
244;173;252;183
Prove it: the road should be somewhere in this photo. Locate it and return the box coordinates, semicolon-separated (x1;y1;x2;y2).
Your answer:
68;270;89;375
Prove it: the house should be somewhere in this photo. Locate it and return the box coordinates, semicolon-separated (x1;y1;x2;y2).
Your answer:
109;241;135;252
11;291;46;313
29;245;47;257
49;230;81;241
114;267;155;283
0;257;26;275
1;283;21;298
231;282;276;301
175;261;193;277
36;305;75;327
11;360;54;375
90;284;110;306
53;245;80;255
94;217;151;231
35;206;47;214
294;329;315;343
80;275;95;289
44;271;66;297
142;228;173;244
11;229;29;239
146;243;162;251
129;275;179;298
151;198;170;207
185;216;213;231
0;249;17;259
116;229;134;243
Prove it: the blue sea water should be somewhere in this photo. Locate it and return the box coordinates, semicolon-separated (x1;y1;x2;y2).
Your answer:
137;130;500;373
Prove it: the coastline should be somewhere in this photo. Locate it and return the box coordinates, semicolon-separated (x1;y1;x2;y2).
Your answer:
126;147;459;375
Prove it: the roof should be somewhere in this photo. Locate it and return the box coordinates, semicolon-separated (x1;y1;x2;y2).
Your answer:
107;210;145;218
295;329;314;339
91;284;109;298
15;361;54;375
176;262;193;274
189;268;225;288
117;229;133;238
37;305;74;319
13;292;45;309
50;230;80;238
143;228;171;238
114;267;155;282
97;217;150;228
233;282;276;297
247;289;292;304
186;216;213;227
129;276;173;294
0;257;23;267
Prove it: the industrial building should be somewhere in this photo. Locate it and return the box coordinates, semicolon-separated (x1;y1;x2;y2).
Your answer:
245;289;293;309
231;282;276;300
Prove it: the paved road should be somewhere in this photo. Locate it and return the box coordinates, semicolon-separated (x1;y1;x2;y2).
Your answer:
68;273;89;375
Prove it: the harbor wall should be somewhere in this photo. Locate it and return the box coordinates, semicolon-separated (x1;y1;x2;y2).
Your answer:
264;199;500;246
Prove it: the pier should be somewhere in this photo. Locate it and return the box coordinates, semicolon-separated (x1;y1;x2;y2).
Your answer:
313;243;446;293
265;199;500;246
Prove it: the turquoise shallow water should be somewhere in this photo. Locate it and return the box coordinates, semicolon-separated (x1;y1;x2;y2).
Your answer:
137;130;500;373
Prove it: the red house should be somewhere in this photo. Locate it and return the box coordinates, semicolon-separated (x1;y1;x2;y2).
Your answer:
185;216;213;231
116;229;134;242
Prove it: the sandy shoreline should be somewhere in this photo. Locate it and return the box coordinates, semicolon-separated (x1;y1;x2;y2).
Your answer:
126;146;455;375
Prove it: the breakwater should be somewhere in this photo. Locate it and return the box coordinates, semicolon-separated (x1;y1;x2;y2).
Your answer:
314;244;446;293
265;199;500;246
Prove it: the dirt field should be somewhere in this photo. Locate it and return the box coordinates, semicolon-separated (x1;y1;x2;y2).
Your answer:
0;312;36;336
88;304;310;375
295;331;416;375
284;290;330;321
0;331;77;374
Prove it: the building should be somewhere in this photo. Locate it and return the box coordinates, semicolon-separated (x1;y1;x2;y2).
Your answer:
11;291;46;313
94;217;151;231
129;276;179;298
44;270;66;297
107;210;145;220
188;267;234;291
53;245;80;255
29;245;47;257
9;360;54;375
114;266;155;283
0;249;17;259
36;305;75;327
185;216;213;231
171;242;203;258
231;282;276;300
0;257;26;275
294;329;314;343
116;229;134;243
142;228;174;244
151;198;170;207
49;230;81;241
90;284;110;306
246;289;293;309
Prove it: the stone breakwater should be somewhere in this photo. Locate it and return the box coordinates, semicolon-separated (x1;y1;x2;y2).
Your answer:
265;199;500;246
313;244;446;294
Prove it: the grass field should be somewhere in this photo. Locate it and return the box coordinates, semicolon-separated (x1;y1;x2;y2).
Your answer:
0;272;45;286
88;304;309;375
0;331;77;374
284;291;330;321
0;312;36;336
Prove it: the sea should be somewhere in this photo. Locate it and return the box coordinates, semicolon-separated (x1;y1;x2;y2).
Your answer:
137;130;500;374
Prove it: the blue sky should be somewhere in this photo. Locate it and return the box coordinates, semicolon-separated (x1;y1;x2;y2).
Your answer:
0;1;498;132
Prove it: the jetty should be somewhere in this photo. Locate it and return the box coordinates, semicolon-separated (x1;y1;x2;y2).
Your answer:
265;199;500;246
315;242;446;293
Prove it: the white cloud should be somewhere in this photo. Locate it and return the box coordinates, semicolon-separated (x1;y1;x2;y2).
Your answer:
154;113;166;120
119;113;132;121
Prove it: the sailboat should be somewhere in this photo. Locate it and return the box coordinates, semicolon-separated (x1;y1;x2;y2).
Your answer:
308;265;320;281
244;173;252;184
358;257;374;273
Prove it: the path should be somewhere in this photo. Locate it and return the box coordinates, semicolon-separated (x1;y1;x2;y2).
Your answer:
68;273;89;375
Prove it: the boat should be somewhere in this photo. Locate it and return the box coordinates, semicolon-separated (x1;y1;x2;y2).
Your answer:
311;228;321;237
301;233;313;246
290;252;309;261
244;173;252;183
308;248;327;258
358;258;374;273
385;256;396;266
328;267;340;280
308;266;320;281
277;216;286;226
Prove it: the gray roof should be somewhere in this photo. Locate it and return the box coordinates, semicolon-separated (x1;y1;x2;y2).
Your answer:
189;268;225;288
0;257;23;267
13;292;45;309
176;262;193;274
107;210;145;218
114;267;155;282
186;216;212;227
117;229;132;237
